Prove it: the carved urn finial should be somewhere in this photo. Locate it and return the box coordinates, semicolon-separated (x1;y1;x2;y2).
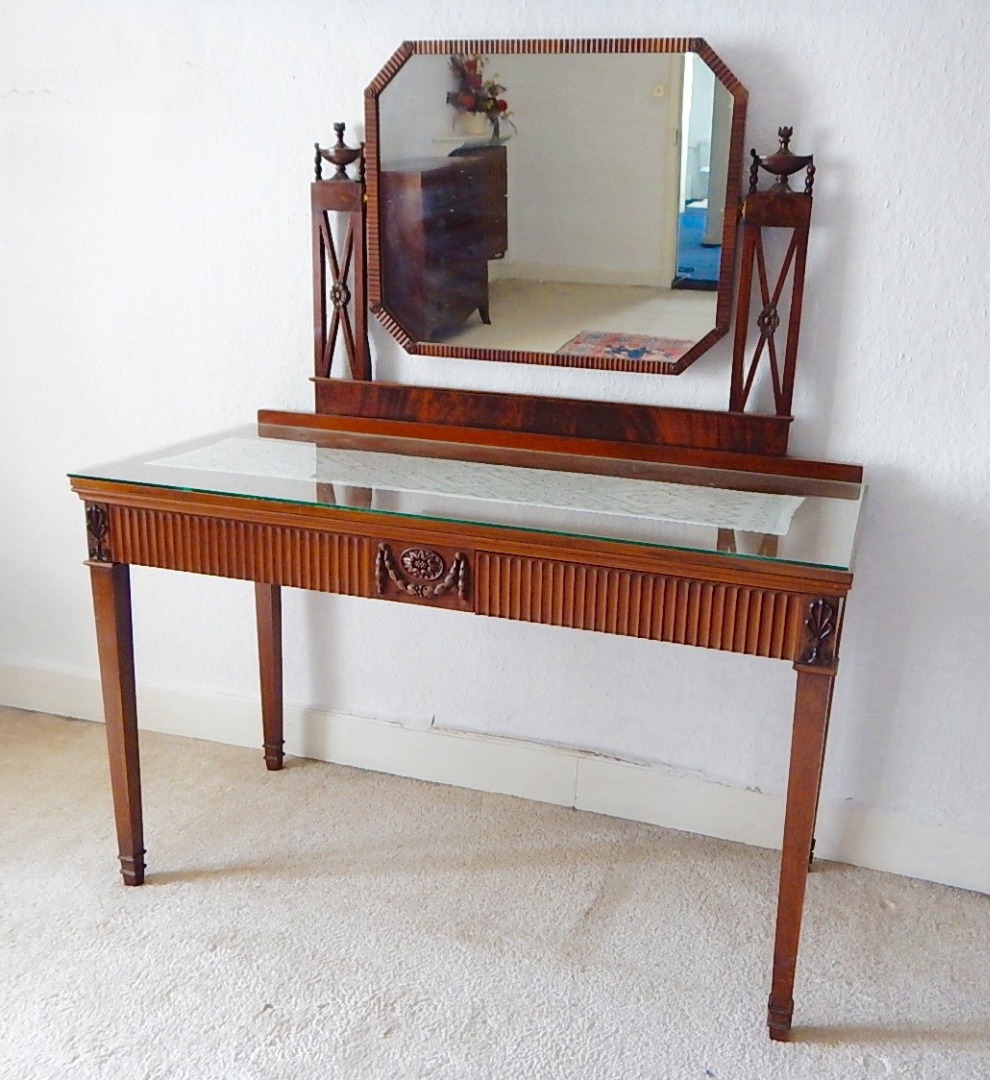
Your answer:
748;126;815;195
314;122;363;181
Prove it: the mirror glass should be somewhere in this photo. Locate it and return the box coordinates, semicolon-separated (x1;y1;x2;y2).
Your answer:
366;41;746;374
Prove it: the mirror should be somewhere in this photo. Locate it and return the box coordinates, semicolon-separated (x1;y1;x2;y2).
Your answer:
365;40;747;375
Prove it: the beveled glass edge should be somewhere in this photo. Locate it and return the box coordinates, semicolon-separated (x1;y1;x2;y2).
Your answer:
70;423;864;574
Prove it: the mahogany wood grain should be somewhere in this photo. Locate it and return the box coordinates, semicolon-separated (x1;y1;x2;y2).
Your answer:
474;144;508;259
378;155;493;343
312;180;370;381
769;665;836;1041
89;560;145;886
259;408;864;485
312;379;792;456
474;552;808;657
311;181;364;214
731;148;813;418
70;479;854;595
807;672;836;869
312;188;328;374
255;583;284;770
742;191;812;228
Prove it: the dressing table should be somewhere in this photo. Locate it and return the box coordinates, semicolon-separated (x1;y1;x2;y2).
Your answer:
70;38;864;1042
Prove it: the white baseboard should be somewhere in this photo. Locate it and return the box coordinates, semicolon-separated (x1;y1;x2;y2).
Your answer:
3;662;987;895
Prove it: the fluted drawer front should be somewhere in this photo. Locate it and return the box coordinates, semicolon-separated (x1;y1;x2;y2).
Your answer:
473;552;805;659
103;507;814;657
110;506;370;595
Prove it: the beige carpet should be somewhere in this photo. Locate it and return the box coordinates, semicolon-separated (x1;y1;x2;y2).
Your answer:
2;706;989;1079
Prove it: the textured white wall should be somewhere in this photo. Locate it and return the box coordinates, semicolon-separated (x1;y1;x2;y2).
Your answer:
2;2;989;844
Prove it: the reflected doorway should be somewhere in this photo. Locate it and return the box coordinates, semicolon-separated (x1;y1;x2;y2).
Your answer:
673;54;727;291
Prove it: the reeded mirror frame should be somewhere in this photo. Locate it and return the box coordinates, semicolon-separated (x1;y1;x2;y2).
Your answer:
365;38;748;376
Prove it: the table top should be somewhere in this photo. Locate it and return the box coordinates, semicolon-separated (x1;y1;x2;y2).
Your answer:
70;423;865;573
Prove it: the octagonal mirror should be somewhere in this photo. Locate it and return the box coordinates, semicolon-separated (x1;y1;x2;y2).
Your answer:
365;39;747;375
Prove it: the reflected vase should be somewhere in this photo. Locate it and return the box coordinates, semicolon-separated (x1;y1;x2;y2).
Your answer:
453;111;490;137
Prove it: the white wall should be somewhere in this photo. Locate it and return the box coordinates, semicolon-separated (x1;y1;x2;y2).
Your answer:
377;54;452;161
3;2;990;887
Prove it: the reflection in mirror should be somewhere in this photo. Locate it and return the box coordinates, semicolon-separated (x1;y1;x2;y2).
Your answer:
368;42;746;374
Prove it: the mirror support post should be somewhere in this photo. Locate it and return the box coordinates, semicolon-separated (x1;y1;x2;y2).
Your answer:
730;128;815;435
312;129;370;384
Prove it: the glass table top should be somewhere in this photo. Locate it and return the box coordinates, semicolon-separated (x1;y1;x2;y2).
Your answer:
70;423;865;572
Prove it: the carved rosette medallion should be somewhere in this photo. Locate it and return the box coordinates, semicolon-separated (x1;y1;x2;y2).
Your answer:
330;281;351;310
799;597;838;667
757;301;780;338
85;503;111;562
400;547;445;581
375;543;469;602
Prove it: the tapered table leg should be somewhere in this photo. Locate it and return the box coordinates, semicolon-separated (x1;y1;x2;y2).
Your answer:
807;675;836;869
89;561;145;886
768;666;835;1040
255;583;284;770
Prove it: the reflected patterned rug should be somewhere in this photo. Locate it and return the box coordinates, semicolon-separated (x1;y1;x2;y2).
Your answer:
559;330;694;363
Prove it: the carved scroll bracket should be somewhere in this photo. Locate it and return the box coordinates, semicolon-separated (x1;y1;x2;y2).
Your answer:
374;543;471;607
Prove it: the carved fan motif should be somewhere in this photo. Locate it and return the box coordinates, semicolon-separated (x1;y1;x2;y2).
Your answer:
800;598;837;667
86;503;111;562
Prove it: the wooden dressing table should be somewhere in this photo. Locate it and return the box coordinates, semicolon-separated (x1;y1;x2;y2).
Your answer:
71;39;864;1042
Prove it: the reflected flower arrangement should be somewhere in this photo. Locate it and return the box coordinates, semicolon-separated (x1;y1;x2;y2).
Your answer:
445;54;515;134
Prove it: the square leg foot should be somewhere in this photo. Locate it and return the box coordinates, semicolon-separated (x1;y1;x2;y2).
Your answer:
119;853;146;886
768;997;793;1042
